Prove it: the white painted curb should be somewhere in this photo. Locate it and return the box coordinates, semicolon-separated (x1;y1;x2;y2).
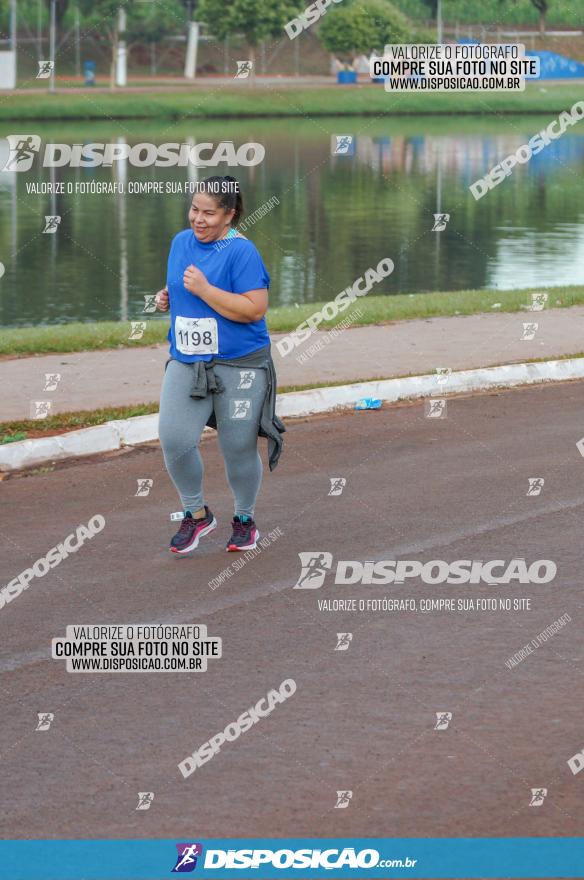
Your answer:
2;358;583;472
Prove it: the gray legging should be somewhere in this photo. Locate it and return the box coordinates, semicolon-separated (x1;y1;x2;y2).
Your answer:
159;358;267;518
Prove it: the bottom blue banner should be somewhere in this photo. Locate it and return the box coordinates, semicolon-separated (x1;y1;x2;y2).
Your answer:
1;838;584;879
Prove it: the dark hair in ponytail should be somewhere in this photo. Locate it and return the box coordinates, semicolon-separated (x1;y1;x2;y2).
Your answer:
194;175;244;226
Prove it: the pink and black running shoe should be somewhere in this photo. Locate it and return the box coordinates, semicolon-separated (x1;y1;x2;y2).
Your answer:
226;516;260;552
170;506;217;554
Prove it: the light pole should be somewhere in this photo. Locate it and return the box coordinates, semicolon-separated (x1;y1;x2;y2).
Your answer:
115;6;127;87
10;0;17;52
437;0;443;45
49;0;56;93
184;21;199;79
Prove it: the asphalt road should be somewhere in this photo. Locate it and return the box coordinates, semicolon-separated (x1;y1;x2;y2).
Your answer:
1;380;583;872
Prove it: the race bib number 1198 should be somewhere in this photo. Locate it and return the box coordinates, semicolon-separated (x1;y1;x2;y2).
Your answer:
175;316;218;355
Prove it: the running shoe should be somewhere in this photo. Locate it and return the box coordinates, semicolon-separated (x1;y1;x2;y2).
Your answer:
170;507;217;554
226;516;260;552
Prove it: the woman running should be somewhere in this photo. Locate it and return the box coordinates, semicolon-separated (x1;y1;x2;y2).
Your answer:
154;175;284;555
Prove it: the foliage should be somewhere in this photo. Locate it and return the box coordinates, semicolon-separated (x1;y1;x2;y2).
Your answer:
197;0;304;44
319;0;433;58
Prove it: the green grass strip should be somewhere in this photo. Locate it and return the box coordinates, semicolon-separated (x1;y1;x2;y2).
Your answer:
1;285;582;357
0;83;582;121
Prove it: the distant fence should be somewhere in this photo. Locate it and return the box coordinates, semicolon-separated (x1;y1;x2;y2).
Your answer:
3;20;582;82
1;26;331;81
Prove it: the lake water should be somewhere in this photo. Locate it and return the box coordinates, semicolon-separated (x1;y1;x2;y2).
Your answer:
0;116;583;327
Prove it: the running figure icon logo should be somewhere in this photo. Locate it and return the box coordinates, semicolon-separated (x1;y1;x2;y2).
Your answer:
328;477;346;496
521;322;538;341
35;713;54;731
432;213;450;231
235;61;253;78
2;135;42;172
434;712;452;730
425;398;447;418
530;292;548;311
44;372;61;391
36;60;54;79
237;370;256;389
332;135;354;156
294;552;333;589
230;399;252;419
526;477;544;496
43;215;61;234
31;400;52;419
435;367;452;386
129;321;147;340
135;792;154;811
172;843;203;872
529;788;547;807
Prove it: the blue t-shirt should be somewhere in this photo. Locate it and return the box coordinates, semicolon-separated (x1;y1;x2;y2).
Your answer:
166;229;271;362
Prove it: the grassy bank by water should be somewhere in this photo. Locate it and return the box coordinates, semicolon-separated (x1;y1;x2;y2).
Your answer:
1;285;581;357
0;82;582;121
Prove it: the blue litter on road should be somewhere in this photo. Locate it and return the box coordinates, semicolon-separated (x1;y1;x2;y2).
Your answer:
355;398;382;410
